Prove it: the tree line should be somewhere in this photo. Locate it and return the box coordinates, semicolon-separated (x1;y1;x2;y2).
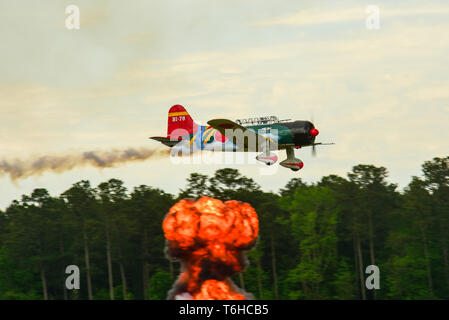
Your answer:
0;156;447;300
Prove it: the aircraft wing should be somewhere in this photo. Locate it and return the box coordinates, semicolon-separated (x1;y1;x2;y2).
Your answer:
207;119;272;152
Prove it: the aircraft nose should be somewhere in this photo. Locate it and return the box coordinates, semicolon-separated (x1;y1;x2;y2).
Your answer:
310;128;319;137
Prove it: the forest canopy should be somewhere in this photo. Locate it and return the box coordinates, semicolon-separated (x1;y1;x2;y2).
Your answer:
0;156;447;300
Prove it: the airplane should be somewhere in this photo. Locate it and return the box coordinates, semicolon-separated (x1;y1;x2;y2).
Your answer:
150;105;334;171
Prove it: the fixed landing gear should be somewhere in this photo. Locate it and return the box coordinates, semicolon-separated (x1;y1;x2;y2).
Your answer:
255;129;279;166
280;147;304;171
256;151;278;166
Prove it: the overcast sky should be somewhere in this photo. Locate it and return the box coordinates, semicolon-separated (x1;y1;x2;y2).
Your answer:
0;0;448;209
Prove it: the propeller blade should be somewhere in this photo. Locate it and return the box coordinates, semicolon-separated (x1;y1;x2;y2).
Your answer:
311;114;317;157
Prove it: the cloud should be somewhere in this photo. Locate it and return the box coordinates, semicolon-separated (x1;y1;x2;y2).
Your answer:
254;5;449;26
124;31;155;43
407;85;449;101
1;1;448;210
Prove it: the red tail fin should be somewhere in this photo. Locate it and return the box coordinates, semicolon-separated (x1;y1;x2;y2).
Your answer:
167;105;196;139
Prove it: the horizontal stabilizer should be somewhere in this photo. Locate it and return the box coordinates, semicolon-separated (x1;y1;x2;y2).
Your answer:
149;136;183;147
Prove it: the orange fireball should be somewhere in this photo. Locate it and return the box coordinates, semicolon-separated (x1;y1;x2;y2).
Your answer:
162;196;259;300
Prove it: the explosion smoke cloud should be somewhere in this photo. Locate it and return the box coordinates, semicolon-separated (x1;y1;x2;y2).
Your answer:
0;147;169;181
163;196;259;300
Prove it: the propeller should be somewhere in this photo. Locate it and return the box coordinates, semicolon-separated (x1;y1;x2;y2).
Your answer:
310;115;319;157
309;114;335;156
